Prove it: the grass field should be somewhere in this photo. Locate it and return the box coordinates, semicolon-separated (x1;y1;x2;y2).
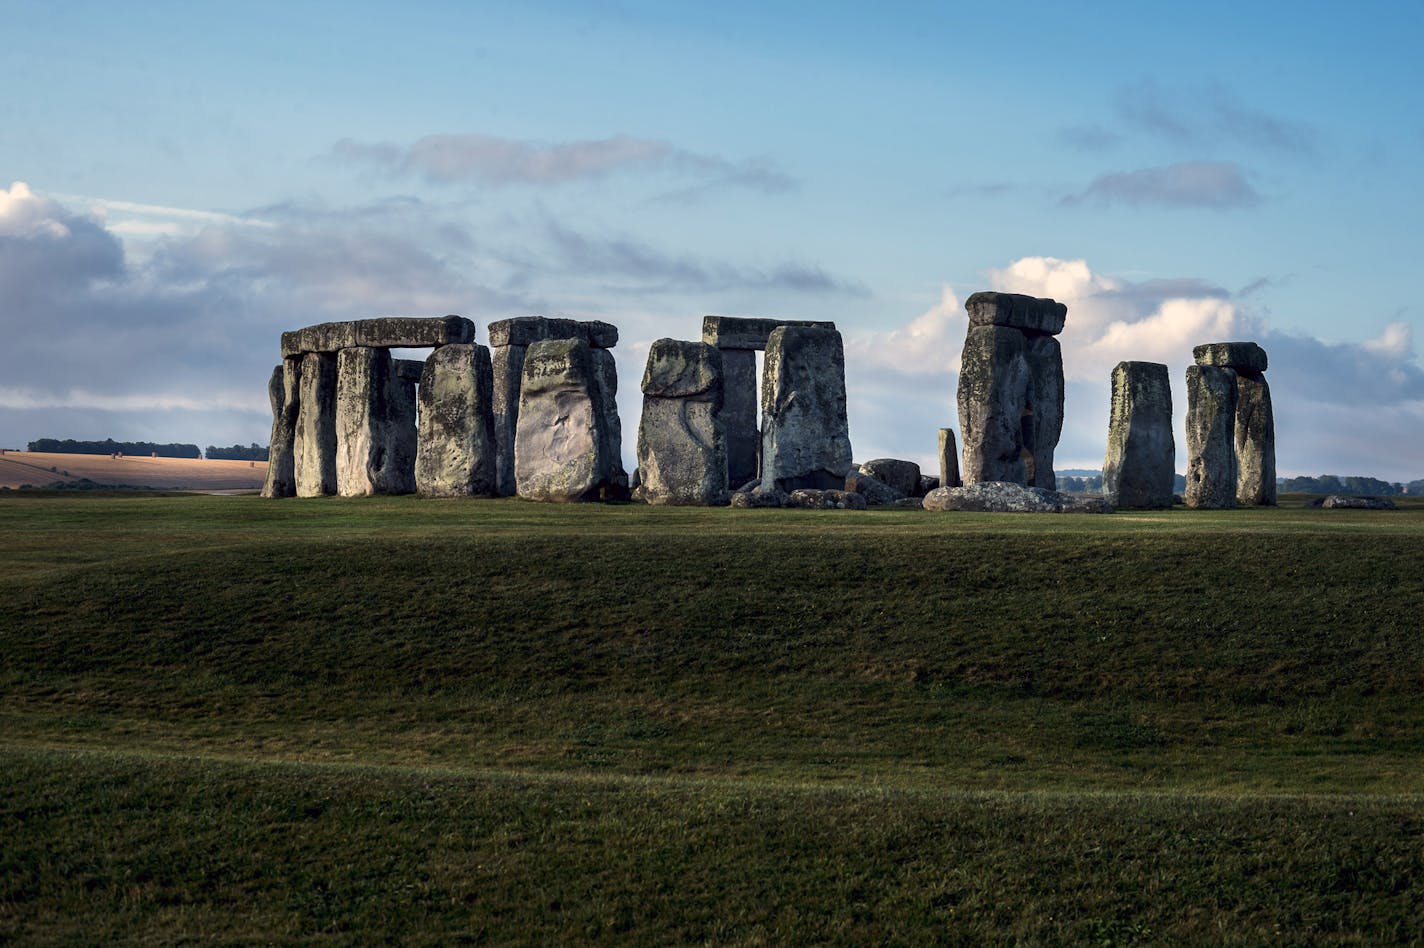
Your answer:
2;492;1422;942
0;451;267;491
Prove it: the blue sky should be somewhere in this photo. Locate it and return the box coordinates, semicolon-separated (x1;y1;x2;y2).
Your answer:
3;1;1422;478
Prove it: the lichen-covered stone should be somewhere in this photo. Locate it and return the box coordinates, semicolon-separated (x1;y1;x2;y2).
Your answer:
844;469;904;505
922;481;1113;514
1024;334;1063;489
1322;495;1397;510
957;325;1029;485
917;474;940;496
514;338;606;502
641;338;721;398
858;458;920;497
415;344;496;497
701;315;836;350
261;357;301;498
787;488;867;510
635;340;727;506
1193;341;1267;373
488;316;617;349
761;326;853;492
730;487;787;508
490;344;526;497
937;428;961;489
965;292;1067;336
335;347;416;496
294;351;337;497
281;315;475;357
1235;371;1276;506
1185;364;1238;509
1102;361;1175;509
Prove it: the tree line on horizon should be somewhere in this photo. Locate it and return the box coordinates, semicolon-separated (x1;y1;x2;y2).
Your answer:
25;438;270;462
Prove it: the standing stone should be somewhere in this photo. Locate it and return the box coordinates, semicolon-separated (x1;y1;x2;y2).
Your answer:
1102;361;1175;509
760;326;853;492
491;344;526;497
416;344;496;497
590;348;630;499
635;339;727;506
1185;364;1238;509
957;325;1030;485
937;428;961;489
719;348;760;489
294;351;337;497
1235;371;1276;506
261;357;301;498
515;338;606;502
1024;335;1063;490
335;347;416;497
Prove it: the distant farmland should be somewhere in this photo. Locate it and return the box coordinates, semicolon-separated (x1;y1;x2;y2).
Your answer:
0;451;267;491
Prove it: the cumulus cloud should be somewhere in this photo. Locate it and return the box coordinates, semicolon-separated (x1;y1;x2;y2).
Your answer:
333;132;795;194
1062;161;1261;209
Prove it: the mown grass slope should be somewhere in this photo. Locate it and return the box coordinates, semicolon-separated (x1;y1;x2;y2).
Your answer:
2;493;1422;942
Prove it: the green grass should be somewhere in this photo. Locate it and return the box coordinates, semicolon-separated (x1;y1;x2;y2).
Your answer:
2;492;1423;941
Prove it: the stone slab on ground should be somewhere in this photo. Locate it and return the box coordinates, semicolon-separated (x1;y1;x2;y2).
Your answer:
922;481;1113;514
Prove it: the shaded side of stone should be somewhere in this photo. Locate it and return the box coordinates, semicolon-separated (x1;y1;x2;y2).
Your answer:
1102;361;1175;508
858;459;920;497
760;326;853;492
1185;364;1238;509
294;351;337;496
590;348;629;498
415;344;496;497
1235;371;1276;506
965;292;1067;336
261;357;301;498
844;469;904;505
491;344;526;497
335;347;416;497
514;338;605;502
1193;341;1267;373
1024;334;1064;490
720;348;759;489
957;325;1029;485
937;428;961;489
701;315;836;350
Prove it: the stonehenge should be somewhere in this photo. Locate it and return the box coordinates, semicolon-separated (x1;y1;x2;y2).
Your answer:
294;351;337;497
635;339;728;506
415;344;497;497
260;357;300;498
335;347;417;497
1185;342;1275;508
760;325;853;493
957;292;1066;489
937;428;961;490
1102;361;1175;509
1184;364;1239;508
513;338;622;502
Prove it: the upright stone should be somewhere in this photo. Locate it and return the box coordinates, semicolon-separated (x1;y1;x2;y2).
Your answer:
589;348;630;499
1102;361;1175;508
490;344;526;497
957;325;1030;485
335;347;416;497
719;348;759;488
515;338;606;502
760;326;852;492
937;428;961;489
1185;364;1238;509
1235;371;1276;506
635;339;727;505
416;344;496;497
294;351;337;497
1024;334;1063;489
261;358;301;498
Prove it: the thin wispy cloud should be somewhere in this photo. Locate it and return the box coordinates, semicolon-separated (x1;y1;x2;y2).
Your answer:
1056;124;1121;152
333;133;796;194
1062;161;1261;210
1113;80;1317;155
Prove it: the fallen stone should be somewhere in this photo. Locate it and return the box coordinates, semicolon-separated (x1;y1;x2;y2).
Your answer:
635;339;727;506
1102;361;1175;509
1322;495;1397;510
937;428;961;489
844;469;905;505
965;292;1067;336
1185;364;1238;509
957;325;1029;485
701;315;836;350
734;478;761;494
761;326;853;492
787;488;868;510
335;347;416;496
261;358;301;498
892;497;925;509
859;458;920;497
294;351;338;497
281;315;475;357
1235;371;1276;506
917;474;940;496
730;487;787;508
415;344;496;497
514;338;606;502
1193;341;1268;373
922;481;1113;514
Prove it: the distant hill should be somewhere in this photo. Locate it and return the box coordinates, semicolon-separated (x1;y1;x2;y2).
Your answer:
0;451;266;491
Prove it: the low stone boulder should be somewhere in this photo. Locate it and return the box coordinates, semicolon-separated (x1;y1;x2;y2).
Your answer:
1322;495;1398;510
845;469;904;505
733;478;761;494
858;458;920;497
917;474;940;496
891;497;925;509
730;487;788;508
922;481;1113;514
787;489;868;510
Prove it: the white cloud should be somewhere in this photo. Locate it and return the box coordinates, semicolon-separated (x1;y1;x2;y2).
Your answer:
0;182;71;239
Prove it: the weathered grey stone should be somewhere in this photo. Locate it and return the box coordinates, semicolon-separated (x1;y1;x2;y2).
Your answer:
1194;341;1267;373
892;496;925;509
720;348;760;489
635;340;727;506
965;292;1067;336
937;429;961;489
1102;361;1175;509
1322;495;1397;510
957;325;1030;485
922;481;1113;514
734;478;761;494
394;359;425;384
514;339;605;502
1185;364;1238;509
583;321;619;349
281;315;475;357
917;474;940;496
488;316;618;349
1235;371;1276;506
335;347;416;496
590;348;629;499
1024;334;1063;490
761;326;853;492
701;315;836;350
845;469;904;505
787;488;868;510
294;351;337;497
490;344;526;497
730;487;787;508
858;458;920;497
261;358;301;498
415;344;496;497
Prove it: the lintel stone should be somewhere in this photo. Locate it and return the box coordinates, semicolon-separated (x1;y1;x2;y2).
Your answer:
281;315;476;357
964;292;1067;336
1193;341;1268;374
701;315;836;350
